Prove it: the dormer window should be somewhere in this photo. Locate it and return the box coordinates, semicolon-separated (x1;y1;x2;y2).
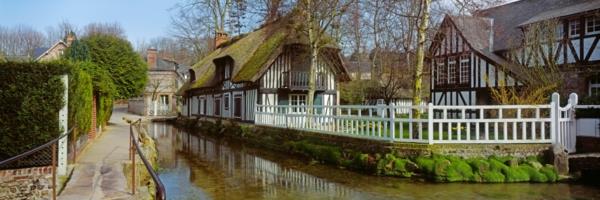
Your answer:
224;61;231;80
188;69;196;82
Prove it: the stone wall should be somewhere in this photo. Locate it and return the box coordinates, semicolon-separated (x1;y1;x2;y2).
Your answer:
0;166;53;200
182;117;553;159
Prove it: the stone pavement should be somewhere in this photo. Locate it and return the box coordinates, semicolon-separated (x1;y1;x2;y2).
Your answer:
59;105;142;200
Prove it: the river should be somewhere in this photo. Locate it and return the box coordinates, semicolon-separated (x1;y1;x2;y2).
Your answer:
148;122;600;200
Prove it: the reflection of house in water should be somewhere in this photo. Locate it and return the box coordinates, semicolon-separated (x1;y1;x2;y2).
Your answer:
148;123;178;168
175;130;357;199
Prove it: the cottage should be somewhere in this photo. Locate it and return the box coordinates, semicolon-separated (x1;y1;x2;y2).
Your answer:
179;16;350;122
128;48;189;116
33;33;75;61
429;0;600;106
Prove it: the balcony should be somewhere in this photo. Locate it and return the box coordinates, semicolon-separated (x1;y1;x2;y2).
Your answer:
283;71;327;90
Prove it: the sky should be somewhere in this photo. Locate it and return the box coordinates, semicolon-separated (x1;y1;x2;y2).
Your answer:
0;0;177;43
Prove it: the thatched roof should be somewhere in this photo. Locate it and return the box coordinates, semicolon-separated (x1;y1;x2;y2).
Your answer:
181;14;348;94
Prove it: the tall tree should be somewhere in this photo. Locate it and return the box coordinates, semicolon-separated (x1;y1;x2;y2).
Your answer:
298;0;354;112
412;0;430;117
82;34;147;99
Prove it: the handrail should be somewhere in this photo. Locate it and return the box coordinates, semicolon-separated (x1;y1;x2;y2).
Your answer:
0;128;74;200
129;119;166;200
0;128;73;166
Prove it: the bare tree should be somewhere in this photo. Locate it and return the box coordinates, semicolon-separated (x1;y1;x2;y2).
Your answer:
45;20;79;46
298;0;354;111
492;19;563;105
412;0;431;118
82;22;126;38
0;25;46;59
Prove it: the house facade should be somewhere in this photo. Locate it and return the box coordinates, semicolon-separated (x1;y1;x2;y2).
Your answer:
33;33;75;61
430;0;600;106
179;17;349;122
128;48;189;116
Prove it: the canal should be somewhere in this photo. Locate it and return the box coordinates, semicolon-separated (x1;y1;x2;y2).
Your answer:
148;122;600;200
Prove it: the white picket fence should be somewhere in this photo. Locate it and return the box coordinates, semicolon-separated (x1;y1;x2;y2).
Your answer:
255;93;579;152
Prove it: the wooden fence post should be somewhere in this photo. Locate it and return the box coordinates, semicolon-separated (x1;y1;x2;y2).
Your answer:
428;103;434;144
551;92;560;145
389;103;396;141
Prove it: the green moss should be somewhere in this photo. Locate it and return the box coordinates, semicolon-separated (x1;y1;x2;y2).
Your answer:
481;171;506;182
468;159;490;175
520;165;548;182
287;140;342;165
233;30;286;82
376;154;415;177
446;159;474;182
489;159;509;172
505;166;530;182
416;156;435;174
540;165;558;182
433;158;452;182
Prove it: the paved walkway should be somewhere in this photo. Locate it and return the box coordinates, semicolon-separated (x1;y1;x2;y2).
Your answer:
59;105;142;200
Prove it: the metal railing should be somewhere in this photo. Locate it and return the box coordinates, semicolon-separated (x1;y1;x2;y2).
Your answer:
0;128;74;200
129;119;166;200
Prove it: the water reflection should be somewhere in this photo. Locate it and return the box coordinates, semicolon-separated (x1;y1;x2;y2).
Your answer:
149;123;600;200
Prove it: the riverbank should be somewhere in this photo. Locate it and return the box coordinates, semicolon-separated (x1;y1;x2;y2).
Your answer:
174;117;560;183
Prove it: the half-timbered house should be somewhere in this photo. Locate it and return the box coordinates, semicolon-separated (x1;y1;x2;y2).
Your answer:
430;0;600;106
178;16;349;122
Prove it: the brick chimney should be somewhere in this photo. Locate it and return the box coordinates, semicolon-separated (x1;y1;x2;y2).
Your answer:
147;48;158;69
65;32;76;46
214;31;229;48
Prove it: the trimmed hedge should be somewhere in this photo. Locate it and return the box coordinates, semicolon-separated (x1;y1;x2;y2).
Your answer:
0;61;104;160
0;62;68;159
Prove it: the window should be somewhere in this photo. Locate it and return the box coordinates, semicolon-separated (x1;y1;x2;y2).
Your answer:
459;55;470;84
586;16;600;34
448;57;457;84
570;20;581;37
290;94;307;113
224;94;230;111
556;23;564;39
436;59;446;85
590;76;600;97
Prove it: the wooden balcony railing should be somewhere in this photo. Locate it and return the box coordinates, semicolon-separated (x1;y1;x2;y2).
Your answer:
283;71;327;90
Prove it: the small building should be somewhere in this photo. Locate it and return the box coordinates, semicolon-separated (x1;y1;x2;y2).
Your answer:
33;34;75;61
429;0;600;106
128;48;189;116
179;16;350;122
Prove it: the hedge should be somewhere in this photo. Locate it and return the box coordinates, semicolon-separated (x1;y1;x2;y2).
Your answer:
0;61;103;160
0;61;68;159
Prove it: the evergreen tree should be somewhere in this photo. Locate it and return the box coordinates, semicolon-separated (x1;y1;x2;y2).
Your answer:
81;34;147;99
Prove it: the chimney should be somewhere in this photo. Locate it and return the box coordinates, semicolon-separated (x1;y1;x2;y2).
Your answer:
214;31;229;48
147;48;158;69
66;32;76;46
